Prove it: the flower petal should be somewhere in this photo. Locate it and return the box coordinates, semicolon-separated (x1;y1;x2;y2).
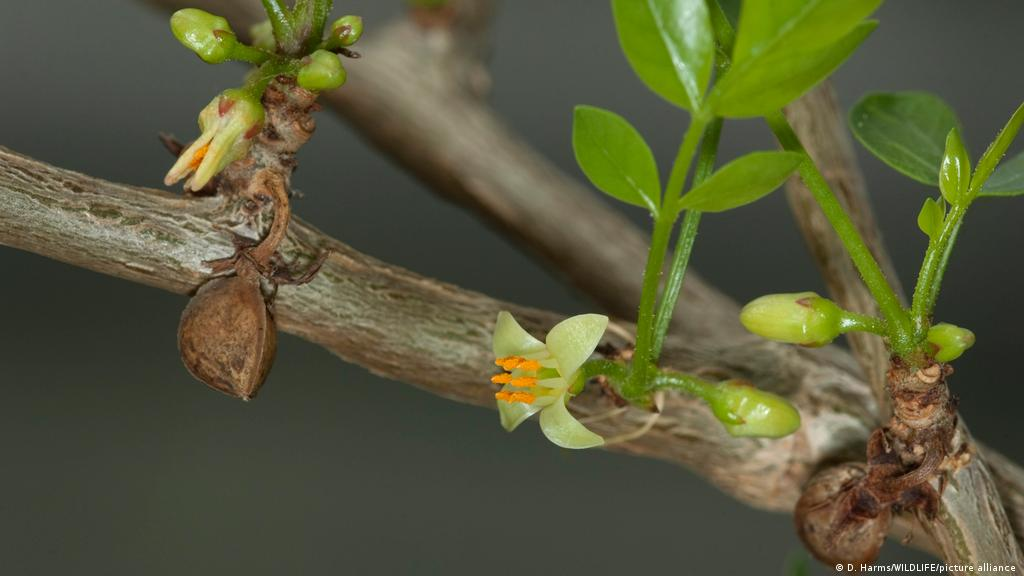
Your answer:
498;398;542;432
492;311;545;358
545;314;608;378
538;396;604;449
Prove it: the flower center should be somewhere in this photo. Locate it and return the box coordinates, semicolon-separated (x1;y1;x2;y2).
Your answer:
492;356;543;404
188;143;211;170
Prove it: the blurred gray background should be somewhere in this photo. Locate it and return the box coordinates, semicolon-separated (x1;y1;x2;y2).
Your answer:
2;1;1023;574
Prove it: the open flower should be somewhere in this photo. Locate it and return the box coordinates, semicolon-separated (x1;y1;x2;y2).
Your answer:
164;88;265;192
491;311;608;449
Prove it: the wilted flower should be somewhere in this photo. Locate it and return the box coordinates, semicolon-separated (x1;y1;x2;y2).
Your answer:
165;89;265;192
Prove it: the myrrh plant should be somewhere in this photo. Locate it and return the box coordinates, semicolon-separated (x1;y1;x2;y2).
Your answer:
492;0;1023;569
5;0;1024;572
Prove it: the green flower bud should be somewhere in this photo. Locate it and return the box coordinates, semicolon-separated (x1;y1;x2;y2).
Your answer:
927;323;975;363
297;50;347;92
740;292;843;347
939;127;971;206
708;380;801;438
170;8;237;64
327;15;364;48
249;20;276;52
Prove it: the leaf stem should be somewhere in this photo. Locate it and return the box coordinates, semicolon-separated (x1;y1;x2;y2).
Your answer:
651;117;724;360
911;202;968;337
261;0;296;52
765;111;915;355
624;114;708;401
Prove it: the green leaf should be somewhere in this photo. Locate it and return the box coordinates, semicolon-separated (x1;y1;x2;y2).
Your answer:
573;106;662;214
939;127;970;205
709;0;880;117
711;21;876;118
849;91;961;186
677;151;803;212
971;101;1024;195
732;0;881;64
612;0;714;111
916;197;945;241
979;152;1024;197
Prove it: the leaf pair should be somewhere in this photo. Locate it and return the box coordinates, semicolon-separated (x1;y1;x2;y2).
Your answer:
573;106;802;215
612;0;881;118
850;92;1024;197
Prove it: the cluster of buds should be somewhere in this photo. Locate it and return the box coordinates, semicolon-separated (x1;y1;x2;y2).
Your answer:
741;292;976;363
166;7;364;192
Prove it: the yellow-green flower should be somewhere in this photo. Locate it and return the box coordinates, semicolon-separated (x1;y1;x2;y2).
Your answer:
164;89;265;192
491;311;607;449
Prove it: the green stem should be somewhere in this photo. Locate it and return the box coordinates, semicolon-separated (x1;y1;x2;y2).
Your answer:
651;117;724;360
765;111;915;355
243;59;299;98
625;115;708;400
839;311;888;336
649;370;718;401
911;202;968;337
230;43;274;66
261;0;296;52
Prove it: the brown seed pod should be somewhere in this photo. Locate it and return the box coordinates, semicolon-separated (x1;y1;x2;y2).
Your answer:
795;462;891;568
178;261;277;400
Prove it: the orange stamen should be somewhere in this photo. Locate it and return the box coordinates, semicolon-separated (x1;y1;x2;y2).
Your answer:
188;143;210;170
508;392;536;404
517;360;542;371
495;356;523;370
495;391;512;402
491;373;513;384
509;376;537;388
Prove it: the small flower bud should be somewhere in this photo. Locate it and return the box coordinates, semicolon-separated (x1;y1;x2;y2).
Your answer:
927;322;975;363
707;380;801;438
297;50;347;92
740;292;843;346
327;15;364;48
170;8;237;64
250;20;276;52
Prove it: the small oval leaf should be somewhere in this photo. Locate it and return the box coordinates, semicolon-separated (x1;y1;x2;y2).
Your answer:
916;197;944;241
677;151;804;212
971;101;1024;195
612;0;714;111
849;91;960;186
573;105;661;213
980;152;1024;197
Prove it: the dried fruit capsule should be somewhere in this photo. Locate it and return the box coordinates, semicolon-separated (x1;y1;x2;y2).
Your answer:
178;262;276;400
795;463;891;567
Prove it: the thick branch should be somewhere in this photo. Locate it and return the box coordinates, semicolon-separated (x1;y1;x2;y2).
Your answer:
784;84;903;417
0;146;869;510
5;147;1024;562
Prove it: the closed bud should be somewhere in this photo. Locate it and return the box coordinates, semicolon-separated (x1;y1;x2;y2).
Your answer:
250;20;276;52
297;50;347;91
707;380;801;438
740;292;843;346
170;8;237;64
927;322;975;363
939;127;971;205
326;15;364;48
178;263;276;400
